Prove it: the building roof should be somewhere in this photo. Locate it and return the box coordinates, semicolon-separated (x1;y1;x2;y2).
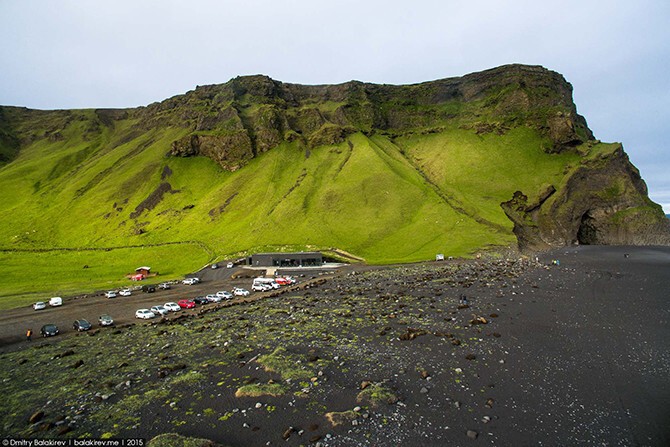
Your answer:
252;252;321;257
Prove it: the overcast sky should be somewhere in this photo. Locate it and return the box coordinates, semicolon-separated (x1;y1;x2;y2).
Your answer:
1;0;668;212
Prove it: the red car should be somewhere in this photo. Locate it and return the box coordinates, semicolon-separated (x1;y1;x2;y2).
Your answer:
178;299;196;309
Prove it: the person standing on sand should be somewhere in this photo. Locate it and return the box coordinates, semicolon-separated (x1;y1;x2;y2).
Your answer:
26;328;32;341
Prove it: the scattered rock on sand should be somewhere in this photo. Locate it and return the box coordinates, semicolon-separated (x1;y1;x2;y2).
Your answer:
325;410;357;427
282;426;294;440
28;410;44;424
70;359;84;369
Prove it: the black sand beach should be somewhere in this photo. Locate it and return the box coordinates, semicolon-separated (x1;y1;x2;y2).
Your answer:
0;246;668;446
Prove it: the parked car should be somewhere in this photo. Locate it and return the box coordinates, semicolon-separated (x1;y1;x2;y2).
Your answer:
206;294;221;302
193;296;210;305
158;283;171;290
253;278;280;289
226;262;234;269
252;283;271;292
73;319;92;331
150;305;169;316
98;314;114;326
177;299;196;309
275;277;295;286
135;309;156;319
40;324;59;337
164;302;181;312
233;287;250;297
33;301;46;310
211;263;219;269
216;291;233;300
119;289;132;297
142;285;156;293
182;278;200;285
49;297;63;306
105;291;118;299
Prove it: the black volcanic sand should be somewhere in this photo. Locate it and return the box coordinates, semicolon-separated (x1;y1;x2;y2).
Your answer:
0;246;668;446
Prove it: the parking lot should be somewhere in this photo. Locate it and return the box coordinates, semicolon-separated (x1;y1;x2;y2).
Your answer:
0;266;330;350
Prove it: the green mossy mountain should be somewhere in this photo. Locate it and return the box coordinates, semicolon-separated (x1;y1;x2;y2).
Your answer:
0;64;668;275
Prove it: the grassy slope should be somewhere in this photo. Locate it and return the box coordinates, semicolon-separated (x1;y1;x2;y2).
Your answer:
395;126;583;227
0;245;211;309
0;110;589;305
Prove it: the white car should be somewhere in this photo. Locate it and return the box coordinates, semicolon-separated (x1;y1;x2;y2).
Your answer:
226;262;234;269
158;283;171;290
206;294;222;303
105;291;118;299
33;301;47;310
135;309;156;319
164;302;181;312
150;305;169;316
182;277;199;285
119;289;132;297
216;291;233;300
233;287;250;297
252;283;271;292
49;297;63;306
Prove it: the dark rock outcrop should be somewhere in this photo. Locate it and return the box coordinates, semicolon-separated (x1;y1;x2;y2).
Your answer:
170;132;254;171
502;144;670;250
153;64;594;171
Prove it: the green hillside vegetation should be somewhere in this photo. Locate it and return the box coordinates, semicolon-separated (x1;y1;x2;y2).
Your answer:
0;64;666;307
0;244;210;309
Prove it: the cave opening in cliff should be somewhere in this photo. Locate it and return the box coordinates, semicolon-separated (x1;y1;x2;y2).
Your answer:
577;211;598;244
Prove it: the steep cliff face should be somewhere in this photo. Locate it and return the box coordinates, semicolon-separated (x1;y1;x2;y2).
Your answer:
144;65;594;168
502;144;670;250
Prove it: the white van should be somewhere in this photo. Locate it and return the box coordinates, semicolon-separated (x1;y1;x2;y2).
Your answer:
252;277;280;289
49;297;63;307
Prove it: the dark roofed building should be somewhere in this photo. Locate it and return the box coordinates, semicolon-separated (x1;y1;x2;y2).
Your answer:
248;252;322;267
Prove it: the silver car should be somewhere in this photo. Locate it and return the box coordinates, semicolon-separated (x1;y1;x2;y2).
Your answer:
150;305;169;316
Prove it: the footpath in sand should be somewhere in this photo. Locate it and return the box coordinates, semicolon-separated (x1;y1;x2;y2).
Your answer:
0;246;668;446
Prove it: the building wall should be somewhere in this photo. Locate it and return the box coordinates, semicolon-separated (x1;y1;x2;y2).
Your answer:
249;252;322;267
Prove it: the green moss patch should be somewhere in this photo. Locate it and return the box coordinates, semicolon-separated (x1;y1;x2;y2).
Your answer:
148;433;223;447
356;383;398;407
234;382;287;398
256;347;314;380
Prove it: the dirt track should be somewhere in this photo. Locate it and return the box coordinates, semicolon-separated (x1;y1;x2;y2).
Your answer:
0;266;334;349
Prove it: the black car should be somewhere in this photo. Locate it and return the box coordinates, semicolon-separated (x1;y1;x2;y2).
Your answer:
73;319;92;331
193;296;210;305
142;285;156;293
40;324;59;337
